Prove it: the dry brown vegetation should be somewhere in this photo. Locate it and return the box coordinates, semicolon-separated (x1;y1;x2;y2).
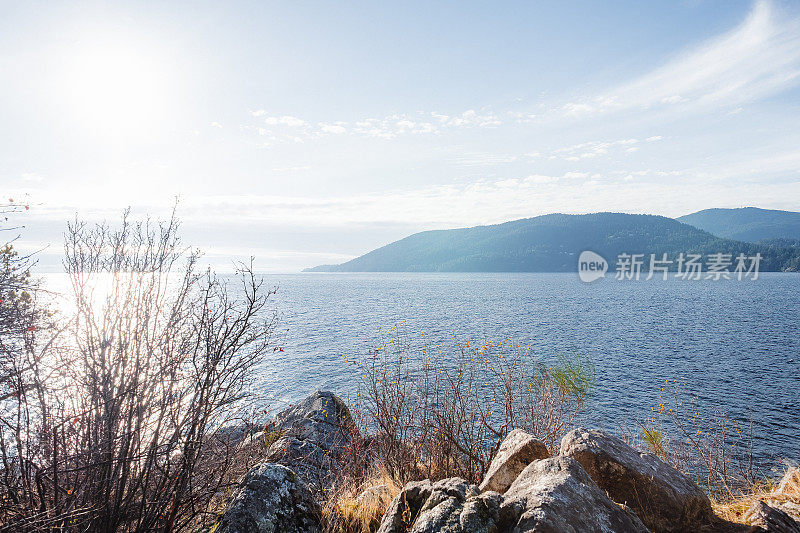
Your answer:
711;466;799;524
1;205;795;532
638;380;763;500
322;471;401;533
318;326;594;531
322;328;797;532
352;325;594;485
630;381;800;528
0;211;277;531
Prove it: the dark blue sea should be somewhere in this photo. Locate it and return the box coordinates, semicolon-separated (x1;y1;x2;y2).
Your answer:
256;272;800;471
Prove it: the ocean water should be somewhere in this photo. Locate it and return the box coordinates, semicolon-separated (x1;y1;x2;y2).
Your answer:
41;271;800;470
256;272;800;469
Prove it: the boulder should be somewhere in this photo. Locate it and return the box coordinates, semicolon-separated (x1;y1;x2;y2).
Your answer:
214;463;321;533
479;429;549;494
265;435;341;491
743;500;800;533
771;503;800;524
560;427;713;532
378;459;647;533
377;479;434;532
500;456;649;532
265;391;356;496
769;468;800;521
377;478;503;533
270;390;355;448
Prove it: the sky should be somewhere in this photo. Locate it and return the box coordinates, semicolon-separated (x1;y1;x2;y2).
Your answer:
2;0;800;271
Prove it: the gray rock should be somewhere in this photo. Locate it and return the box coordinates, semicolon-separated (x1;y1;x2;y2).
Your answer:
500;456;649;533
379;459;647;533
479;429;549;494
266;435;341;493
769;468;800;521
769;502;800;523
377;480;434;533
214;463;321;533
234;431;267;460
235;430;265;450
561;427;713;532
265;391;356;496
377;478;502;533
216;424;249;446
743;500;800;533
271;390;354;450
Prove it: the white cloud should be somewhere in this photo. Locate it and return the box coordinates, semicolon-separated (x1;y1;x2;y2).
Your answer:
548;138;649;161
319;123;347;134
271;166;310;172
450;152;518;166
715;148;800;177
523;174;559;185
562;1;800;116
244;107;503;144
264;115;307;127
508;111;538;123
562;171;590;180
21;172;44;183
152;164;798;232
439;109;502;128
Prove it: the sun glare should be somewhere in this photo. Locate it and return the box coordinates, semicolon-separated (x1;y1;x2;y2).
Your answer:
59;42;168;136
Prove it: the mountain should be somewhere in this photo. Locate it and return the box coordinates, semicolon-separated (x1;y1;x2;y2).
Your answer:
305;212;800;272
678;207;800;242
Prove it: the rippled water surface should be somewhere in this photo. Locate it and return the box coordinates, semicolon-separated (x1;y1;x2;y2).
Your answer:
41;271;799;468
255;272;799;468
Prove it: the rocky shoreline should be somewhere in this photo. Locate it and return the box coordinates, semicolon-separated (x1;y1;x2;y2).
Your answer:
213;391;800;533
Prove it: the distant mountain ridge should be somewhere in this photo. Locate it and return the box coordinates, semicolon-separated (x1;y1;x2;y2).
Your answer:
305;212;800;273
678;207;800;242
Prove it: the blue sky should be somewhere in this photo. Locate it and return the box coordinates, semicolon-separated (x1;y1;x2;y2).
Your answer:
3;0;800;271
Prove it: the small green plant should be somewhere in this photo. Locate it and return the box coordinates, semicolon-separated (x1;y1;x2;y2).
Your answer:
263;427;284;449
549;353;595;399
640;425;666;459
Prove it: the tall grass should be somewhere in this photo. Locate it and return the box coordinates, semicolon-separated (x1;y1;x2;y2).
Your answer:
322;471;401;533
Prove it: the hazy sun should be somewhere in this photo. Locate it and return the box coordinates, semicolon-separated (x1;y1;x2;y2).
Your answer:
59;42;168;136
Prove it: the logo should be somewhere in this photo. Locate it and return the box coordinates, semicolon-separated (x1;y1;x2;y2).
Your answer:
578;250;607;283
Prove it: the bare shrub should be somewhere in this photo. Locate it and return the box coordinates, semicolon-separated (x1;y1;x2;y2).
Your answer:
0;211;277;531
638;380;762;503
320;326;593;531
356;325;594;485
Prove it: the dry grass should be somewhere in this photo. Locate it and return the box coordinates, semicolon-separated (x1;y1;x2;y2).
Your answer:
711;467;799;524
636;380;765;502
323;471;402;533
